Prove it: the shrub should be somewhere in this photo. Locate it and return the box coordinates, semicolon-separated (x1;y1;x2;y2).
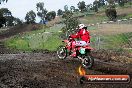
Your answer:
105;8;117;21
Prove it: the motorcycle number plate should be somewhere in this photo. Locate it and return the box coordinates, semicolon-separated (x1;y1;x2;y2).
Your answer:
80;48;85;54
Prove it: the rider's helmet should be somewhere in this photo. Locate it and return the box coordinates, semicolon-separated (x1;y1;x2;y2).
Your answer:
78;24;85;29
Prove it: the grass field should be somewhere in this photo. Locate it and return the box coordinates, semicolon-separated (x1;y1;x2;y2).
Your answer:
4;25;63;51
5;32;63;51
88;23;132;50
80;14;108;24
100;33;132;49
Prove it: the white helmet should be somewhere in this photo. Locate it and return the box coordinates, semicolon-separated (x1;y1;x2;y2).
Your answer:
78;24;85;29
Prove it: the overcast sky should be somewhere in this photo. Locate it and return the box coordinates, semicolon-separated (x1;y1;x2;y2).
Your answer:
0;0;95;21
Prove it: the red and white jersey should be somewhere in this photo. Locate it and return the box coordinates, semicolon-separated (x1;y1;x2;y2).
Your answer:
70;29;90;43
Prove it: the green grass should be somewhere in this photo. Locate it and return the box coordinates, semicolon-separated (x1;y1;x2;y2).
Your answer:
5;37;30;51
117;13;132;19
5;25;63;51
100;33;132;49
123;13;132;19
5;33;62;51
122;2;132;8
73;11;95;17
87;26;97;30
89;32;132;50
44;24;64;33
40;33;63;51
80;15;108;24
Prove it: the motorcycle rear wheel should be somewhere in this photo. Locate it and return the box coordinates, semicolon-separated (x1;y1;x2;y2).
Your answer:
82;55;94;69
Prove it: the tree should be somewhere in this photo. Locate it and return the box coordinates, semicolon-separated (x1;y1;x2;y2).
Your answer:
0;8;13;26
107;0;116;6
36;2;47;24
128;0;132;6
93;0;99;12
105;4;117;21
74;9;79;12
64;5;68;11
6;16;14;26
86;4;91;11
86;5;89;12
0;8;23;27
117;0;125;7
25;10;36;24
50;11;56;19
46;11;56;21
0;12;6;27
70;6;75;12
62;11;73;20
0;8;12;17
77;1;86;12
62;11;79;37
57;9;63;16
99;0;105;6
13;17;22;25
105;0;117;21
0;0;8;4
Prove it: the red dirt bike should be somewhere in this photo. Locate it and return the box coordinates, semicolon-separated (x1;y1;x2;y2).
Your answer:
57;37;94;69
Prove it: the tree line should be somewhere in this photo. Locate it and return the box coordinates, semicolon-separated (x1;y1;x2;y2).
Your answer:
0;0;132;28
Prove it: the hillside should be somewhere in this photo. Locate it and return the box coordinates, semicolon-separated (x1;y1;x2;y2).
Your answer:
44;7;132;26
0;24;42;39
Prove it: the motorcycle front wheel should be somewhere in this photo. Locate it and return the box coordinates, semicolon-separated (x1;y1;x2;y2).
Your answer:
57;45;67;59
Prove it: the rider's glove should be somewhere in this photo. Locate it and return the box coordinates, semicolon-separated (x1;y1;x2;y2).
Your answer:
68;35;73;41
69;35;72;38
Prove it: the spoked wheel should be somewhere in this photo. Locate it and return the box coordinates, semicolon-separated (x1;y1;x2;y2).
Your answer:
57;45;67;59
82;55;94;69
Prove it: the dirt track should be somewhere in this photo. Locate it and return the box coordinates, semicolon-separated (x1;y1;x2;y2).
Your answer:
0;52;132;88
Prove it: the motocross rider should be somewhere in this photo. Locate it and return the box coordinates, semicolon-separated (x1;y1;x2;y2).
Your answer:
69;24;90;57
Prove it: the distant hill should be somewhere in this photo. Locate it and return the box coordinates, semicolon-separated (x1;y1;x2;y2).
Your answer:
0;24;41;39
47;7;132;25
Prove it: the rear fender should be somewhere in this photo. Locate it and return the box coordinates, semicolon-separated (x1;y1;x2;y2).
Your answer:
84;46;94;50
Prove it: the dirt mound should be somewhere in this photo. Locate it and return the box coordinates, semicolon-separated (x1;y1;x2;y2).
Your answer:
91;49;132;64
0;24;41;39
